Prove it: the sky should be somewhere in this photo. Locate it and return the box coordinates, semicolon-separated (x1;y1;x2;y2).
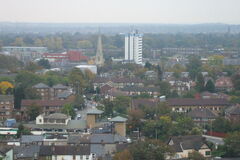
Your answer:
0;0;240;24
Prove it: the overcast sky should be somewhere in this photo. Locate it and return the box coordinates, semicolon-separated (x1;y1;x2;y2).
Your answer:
0;0;240;24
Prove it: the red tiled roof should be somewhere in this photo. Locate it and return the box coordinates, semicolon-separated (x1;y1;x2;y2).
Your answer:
132;98;159;109
21;99;68;107
215;77;233;88
167;98;230;106
100;84;113;94
93;77;144;84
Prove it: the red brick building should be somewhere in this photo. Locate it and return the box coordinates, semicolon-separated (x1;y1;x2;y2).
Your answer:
0;95;14;120
43;51;88;62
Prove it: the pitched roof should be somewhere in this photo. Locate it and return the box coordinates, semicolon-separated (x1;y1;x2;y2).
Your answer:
20;135;44;143
57;90;73;99
188;108;217;119
168;135;207;152
121;86;160;92
107;89;128;97
226;105;240;115
110;116;127;122
93;77;144;84
52;84;68;89
21;99;68;107
14;145;40;158
87;108;103;115
167;98;230;106
39;145;91;156
90;134;127;144
33;83;49;89
68;135;91;144
0;95;14;101
0;146;12;156
44;113;70;119
131;98;159;109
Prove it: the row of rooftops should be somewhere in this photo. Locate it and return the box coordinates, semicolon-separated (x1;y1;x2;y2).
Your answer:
93;77;144;84
20;98;230;110
132;98;230;108
20;133;128;144
33;83;69;89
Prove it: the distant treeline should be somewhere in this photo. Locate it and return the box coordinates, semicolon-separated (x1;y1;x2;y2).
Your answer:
0;32;240;57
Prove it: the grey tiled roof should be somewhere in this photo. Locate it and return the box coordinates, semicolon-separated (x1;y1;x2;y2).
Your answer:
57;90;73;99
110;116;127;122
87;108;103;115
168;135;207;152
90;134;127;144
52;84;68;89
0;95;14;101
33;83;49;89
20;135;44;143
39;145;91;156
90;144;106;156
226;105;240;115
23;119;86;129
188;108;217;119
44;113;70;119
14;145;40;158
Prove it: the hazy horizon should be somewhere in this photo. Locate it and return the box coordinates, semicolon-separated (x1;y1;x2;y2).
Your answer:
0;0;240;24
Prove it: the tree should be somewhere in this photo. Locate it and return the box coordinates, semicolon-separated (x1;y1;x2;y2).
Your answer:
77;40;93;49
170;64;186;79
232;74;240;90
171;116;194;136
62;103;76;118
26;104;41;121
145;61;153;70
0;81;14;94
128;139;173;160
68;68;86;94
223;131;240;157
24;87;41;99
143;116;172;141
187;56;202;80
0;54;23;71
24;62;42;72
16;124;31;138
127;109;144;132
113;96;131;114
13;37;25;46
157;65;163;81
72;95;85;110
195;73;205;92
34;38;43;46
188;151;206;160
159;81;171;97
212;117;231;133
37;59;51;69
14;71;42;108
102;99;114;117
113;149;133;160
205;80;215;93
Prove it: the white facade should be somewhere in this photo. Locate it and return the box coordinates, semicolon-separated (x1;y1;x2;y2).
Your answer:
75;65;97;74
51;154;95;160
125;31;143;64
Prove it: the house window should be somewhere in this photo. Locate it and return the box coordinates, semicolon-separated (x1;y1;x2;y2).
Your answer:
205;151;211;156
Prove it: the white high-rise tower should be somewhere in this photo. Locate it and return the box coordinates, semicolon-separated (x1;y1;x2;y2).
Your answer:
124;30;143;64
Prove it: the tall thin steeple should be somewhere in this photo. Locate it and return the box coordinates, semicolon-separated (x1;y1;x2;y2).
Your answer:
95;31;104;66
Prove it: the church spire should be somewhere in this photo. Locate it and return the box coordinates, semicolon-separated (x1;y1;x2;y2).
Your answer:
95;31;104;66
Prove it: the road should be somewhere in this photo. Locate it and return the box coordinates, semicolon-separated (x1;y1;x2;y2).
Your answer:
75;100;98;120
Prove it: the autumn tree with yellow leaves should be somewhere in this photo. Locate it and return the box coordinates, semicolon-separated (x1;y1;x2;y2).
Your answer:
0;81;14;94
